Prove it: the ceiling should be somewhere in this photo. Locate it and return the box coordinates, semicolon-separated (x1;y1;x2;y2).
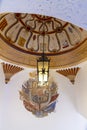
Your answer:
0;13;87;68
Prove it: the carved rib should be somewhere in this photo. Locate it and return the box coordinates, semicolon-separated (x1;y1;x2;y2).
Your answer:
2;62;24;83
56;67;80;84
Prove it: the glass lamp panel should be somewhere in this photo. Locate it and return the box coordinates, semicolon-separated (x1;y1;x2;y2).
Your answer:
38;71;48;82
43;61;49;71
38;62;43;71
38;71;43;82
38;61;49;71
43;72;48;81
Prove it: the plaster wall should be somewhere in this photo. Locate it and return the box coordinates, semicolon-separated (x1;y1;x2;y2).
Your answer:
0;66;87;130
75;64;87;119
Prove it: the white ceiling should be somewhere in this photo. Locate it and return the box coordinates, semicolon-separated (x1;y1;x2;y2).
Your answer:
0;0;87;30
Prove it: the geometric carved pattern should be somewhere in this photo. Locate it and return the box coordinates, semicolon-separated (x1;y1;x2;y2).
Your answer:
0;13;86;55
0;13;87;68
2;62;24;83
56;67;80;84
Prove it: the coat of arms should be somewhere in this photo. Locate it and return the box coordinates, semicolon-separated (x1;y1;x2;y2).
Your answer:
19;72;59;117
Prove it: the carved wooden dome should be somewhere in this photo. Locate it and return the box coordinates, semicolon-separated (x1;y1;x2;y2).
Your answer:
0;13;87;68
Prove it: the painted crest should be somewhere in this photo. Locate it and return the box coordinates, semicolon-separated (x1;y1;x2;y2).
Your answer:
19;76;59;117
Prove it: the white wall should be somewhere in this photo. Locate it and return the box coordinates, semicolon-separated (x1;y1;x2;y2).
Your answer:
0;67;87;130
75;63;87;119
0;63;5;88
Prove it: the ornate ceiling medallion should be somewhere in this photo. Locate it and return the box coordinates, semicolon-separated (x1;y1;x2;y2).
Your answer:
19;75;59;117
1;13;87;68
0;13;86;56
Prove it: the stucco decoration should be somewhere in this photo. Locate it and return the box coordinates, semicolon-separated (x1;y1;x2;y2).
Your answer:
2;62;23;83
56;67;80;84
19;73;59;117
0;13;87;68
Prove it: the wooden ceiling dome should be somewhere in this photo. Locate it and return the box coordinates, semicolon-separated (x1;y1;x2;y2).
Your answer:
0;13;87;68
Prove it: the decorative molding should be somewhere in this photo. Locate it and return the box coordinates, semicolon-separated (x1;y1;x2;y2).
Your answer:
56;67;80;84
2;63;24;83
